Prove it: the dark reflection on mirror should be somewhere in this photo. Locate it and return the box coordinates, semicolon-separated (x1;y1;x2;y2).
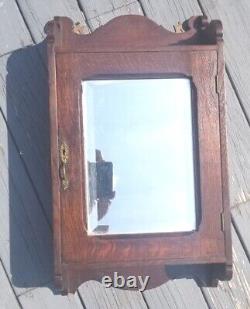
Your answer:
82;78;196;235
88;150;116;233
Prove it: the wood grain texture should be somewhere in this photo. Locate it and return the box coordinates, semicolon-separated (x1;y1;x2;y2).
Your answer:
202;227;250;309
79;0;143;30
0;0;32;55
198;0;250;123
47;14;231;293
0;261;20;309
16;0;89;42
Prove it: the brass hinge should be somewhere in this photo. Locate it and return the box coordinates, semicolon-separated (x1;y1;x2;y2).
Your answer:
59;142;69;190
220;212;225;231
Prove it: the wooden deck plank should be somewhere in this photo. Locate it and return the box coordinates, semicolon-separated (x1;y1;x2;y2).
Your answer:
0;261;20;309
140;0;201;28
0;0;32;55
202;228;250;309
198;0;250;123
225;77;250;206
0;49;52;222
0;115;53;295
16;0;89;42
79;281;148;309
232;201;250;257
18;285;84;309
79;0;142;30
87;2;142;30
143;279;208;309
80;0;136;20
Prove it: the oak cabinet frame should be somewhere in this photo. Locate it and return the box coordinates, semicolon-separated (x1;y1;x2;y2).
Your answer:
45;15;232;294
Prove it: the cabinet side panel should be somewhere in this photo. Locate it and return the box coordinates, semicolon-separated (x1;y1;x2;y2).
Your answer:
217;42;232;275
47;41;61;283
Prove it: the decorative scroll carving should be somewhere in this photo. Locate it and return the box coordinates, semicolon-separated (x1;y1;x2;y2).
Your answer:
44;15;223;51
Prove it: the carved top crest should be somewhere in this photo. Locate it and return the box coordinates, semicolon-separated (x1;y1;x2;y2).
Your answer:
44;15;223;52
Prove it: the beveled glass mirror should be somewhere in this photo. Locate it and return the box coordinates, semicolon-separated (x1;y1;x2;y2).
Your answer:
82;78;197;235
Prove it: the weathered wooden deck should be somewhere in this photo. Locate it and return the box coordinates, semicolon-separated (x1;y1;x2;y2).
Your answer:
0;0;250;308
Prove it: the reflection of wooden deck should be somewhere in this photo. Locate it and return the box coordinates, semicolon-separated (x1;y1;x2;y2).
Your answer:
0;0;250;308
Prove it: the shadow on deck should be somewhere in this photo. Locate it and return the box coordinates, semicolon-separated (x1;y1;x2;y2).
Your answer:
6;42;56;292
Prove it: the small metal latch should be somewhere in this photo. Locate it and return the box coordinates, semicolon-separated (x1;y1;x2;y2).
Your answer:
59;142;69;190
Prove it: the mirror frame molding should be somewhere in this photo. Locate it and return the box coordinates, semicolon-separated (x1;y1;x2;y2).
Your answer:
45;15;232;294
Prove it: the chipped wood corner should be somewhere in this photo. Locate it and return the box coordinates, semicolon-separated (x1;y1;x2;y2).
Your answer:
73;21;89;35
174;21;185;33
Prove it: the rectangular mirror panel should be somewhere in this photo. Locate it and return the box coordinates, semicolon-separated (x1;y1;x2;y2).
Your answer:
82;78;197;235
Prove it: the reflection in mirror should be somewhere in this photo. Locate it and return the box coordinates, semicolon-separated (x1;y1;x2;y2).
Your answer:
82;78;197;235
